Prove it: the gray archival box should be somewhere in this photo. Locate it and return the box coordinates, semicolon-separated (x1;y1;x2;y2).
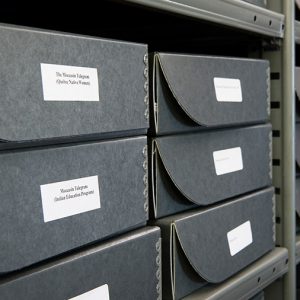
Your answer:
151;124;272;218
154;187;275;300
150;52;270;135
0;227;161;300
0;136;148;273
0;24;148;144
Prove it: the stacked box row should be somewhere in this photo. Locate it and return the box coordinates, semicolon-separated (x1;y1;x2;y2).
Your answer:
148;52;275;299
0;24;161;300
0;24;276;300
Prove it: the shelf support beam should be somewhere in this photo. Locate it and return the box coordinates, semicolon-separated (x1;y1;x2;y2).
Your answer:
282;0;296;298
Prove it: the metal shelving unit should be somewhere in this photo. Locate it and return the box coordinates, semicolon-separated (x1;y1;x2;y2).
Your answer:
0;0;293;299
183;248;288;300
294;6;300;300
124;0;285;37
281;1;295;298
121;0;295;299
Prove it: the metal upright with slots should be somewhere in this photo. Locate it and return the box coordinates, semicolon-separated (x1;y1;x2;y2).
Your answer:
295;12;300;292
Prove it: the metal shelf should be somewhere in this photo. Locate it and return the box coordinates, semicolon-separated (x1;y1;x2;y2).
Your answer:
123;0;285;38
295;21;300;44
182;247;288;300
296;234;300;265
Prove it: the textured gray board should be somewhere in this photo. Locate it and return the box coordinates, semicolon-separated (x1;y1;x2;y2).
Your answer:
0;227;161;300
151;124;272;218
183;247;288;300
150;52;270;135
295;68;300;122
0;136;148;273
154;187;275;300
0;24;148;144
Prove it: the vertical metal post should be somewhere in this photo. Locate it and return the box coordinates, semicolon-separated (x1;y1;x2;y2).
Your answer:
282;0;296;298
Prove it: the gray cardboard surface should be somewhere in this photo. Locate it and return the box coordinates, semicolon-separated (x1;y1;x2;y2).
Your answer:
151;53;270;135
0;136;148;273
154;187;275;300
0;227;161;300
151;124;272;218
0;24;148;143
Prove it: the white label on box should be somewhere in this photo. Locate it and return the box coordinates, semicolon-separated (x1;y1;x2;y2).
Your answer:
40;63;99;101
214;78;242;102
69;284;110;300
40;175;100;222
227;221;253;256
213;147;243;176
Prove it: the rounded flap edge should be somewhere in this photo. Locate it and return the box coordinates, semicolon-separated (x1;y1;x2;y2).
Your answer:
155;138;211;206
156;53;208;127
171;189;273;284
173;215;227;283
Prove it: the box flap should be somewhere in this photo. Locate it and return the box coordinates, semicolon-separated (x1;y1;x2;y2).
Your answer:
172;188;274;284
152;217;205;300
154;124;272;208
151;141;198;219
171;225;206;299
155;53;269;131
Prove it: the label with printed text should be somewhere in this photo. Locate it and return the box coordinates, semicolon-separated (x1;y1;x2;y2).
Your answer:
41;63;99;101
40;175;100;222
68;284;110;300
